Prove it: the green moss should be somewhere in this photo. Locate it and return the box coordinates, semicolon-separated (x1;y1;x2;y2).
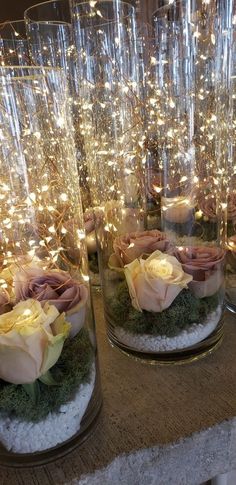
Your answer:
199;220;218;242
0;328;94;422
109;281;220;337
227;220;235;238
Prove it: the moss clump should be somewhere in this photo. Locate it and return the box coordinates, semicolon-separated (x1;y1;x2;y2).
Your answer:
0;328;94;422
89;253;99;273
199;220;218;242
109;281;220;338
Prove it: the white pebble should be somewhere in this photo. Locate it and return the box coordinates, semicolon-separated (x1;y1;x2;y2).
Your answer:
0;365;95;454
115;306;222;352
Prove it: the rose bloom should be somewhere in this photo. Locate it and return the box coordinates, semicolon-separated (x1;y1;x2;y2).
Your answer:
84;210;97;254
124;250;192;312
175;246;225;298
227;194;236;221
0;256;44;298
14;267;88;337
198;195;217;221
110;230;170;270
226;235;236;270
197;192;236;222
0;299;69;384
162;196;195;224
84;210;95;234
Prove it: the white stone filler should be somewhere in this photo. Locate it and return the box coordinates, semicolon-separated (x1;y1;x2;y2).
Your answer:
115;306;222;352
0;364;96;454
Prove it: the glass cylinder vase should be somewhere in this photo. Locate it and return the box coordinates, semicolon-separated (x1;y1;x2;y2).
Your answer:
25;0;98;284
0;20;30;66
72;0;228;363
0;66;101;465
223;23;236;312
72;0;144;295
138;1;228;363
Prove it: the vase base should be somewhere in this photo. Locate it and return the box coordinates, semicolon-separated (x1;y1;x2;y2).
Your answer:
0;371;102;468
107;318;224;366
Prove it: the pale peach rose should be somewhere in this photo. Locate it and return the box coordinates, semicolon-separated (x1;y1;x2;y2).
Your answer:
0;299;70;384
162;196;195;224
110;230;170;270
124;250;192;312
175;246;225;298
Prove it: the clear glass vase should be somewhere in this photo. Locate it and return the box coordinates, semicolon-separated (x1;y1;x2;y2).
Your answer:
72;0;143;290
72;0;228;363
25;0;98;285
0;20;30;66
223;23;236;312
0;66;101;464
141;3;225;363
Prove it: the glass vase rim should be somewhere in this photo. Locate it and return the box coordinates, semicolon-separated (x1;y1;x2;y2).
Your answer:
72;0;135;13
0;19;27;40
71;0;135;28
24;0;71;26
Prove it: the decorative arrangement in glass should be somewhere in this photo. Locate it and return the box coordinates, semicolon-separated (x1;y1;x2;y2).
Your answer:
223;22;236;312
0;66;101;464
72;0;144;289
141;1;227;362
73;0;227;363
0;20;30;66
25;0;98;284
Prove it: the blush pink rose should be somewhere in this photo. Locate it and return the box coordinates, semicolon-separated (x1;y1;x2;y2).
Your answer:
14;268;88;337
226;235;236;270
84;210;95;234
198;195;217;221
175;246;225;298
227;194;236;221
111;230;170;269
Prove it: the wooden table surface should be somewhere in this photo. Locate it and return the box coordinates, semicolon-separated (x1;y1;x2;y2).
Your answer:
1;292;236;485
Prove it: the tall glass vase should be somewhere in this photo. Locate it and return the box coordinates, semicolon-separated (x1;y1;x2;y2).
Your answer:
0;20;30;66
0;66;101;465
24;0;72;70
136;0;230;363
222;20;236;312
25;0;98;283
72;0;144;296
72;0;228;363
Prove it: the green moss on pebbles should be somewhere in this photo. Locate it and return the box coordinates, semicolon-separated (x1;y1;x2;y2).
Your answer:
109;281;220;338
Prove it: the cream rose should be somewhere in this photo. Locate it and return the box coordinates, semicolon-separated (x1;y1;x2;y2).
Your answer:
162;196;195;224
0;299;70;384
124;250;192;312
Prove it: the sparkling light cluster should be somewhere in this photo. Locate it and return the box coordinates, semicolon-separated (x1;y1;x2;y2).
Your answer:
0;67;89;288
